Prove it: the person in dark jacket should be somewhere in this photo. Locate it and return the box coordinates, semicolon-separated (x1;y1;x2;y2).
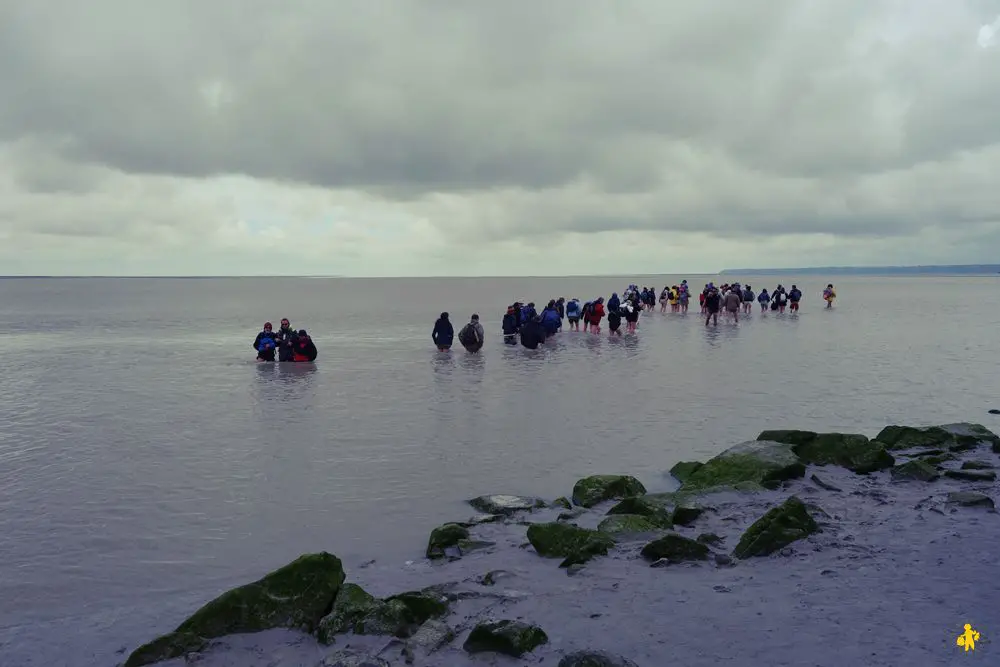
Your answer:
555;297;566;321
458;314;485;353
276;318;297;361
291;330;318;362
607;292;621;314
520;302;537;324
704;286;721;326
252;322;278;361
608;308;622;336
520;315;546;349
502;306;519;345
432;312;454;350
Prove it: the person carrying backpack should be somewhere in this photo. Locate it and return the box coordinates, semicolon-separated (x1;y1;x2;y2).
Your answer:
565;298;582;330
253;322;278;362
458;314;485;353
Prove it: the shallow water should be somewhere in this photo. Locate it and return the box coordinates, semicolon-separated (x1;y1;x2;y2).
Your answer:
1;275;999;666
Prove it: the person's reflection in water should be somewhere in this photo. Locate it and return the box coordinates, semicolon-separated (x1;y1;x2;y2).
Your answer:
460;349;486;385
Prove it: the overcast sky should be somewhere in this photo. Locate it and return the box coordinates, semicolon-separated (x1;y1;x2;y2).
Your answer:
2;1;999;276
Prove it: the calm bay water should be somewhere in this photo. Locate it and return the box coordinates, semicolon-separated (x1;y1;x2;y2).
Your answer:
1;275;999;665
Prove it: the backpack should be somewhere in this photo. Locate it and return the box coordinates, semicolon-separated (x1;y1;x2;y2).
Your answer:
566;301;580;316
582;302;593;317
459;324;477;346
258;335;276;353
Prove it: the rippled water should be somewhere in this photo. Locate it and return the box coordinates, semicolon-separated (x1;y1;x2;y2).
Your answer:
1;275;999;665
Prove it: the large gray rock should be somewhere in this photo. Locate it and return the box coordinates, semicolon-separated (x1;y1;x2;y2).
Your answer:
558;650;640;667
526;522;616;567
468;495;547;515
944;469;997;482
408;619;456;652
890;460;940;482
640;533;710;564
125;553;345;667
946;492;995;509
875;423;1000;452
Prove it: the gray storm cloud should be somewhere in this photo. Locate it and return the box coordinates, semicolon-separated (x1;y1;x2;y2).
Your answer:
0;0;999;274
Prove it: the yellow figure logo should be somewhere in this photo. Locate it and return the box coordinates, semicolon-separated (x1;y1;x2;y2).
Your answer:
957;624;981;651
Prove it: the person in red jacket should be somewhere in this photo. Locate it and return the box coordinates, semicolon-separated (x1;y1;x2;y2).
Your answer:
589;297;606;333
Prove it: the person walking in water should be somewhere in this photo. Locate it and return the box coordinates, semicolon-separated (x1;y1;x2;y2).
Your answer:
253;322;278;362
502;306;519;345
458;314;485;353
704;284;721;326
788;285;803;313
589;297;606;333
724;285;742;323
757;288;770;313
742;285;754;315
823;284;836;308
565;298;582;331
432;312;454;351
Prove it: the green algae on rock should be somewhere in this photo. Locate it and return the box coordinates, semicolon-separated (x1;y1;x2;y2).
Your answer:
551;496;573;510
124;552;345;667
679;440;806;494
463;620;549;657
668;461;704;483
571;475;647;508
672;505;706;526
318;586;450;643
961;460;995;470
790;432;895;474
597;514;662;535
526;522;615;566
605;496;673;527
316;650;391;667
890;460;941;482
640;532;710;564
426;523;470;560
733;496;819;559
757;429;819;447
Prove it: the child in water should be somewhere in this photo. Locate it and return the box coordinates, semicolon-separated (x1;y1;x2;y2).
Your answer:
823;284;836;308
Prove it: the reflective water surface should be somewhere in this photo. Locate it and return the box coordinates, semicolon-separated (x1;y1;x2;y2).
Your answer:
1;275;998;665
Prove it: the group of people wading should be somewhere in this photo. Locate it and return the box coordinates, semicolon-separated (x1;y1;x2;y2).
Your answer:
431;280;838;352
252;318;318;362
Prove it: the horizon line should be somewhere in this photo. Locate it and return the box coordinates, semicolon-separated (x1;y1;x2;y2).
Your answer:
1;262;999;279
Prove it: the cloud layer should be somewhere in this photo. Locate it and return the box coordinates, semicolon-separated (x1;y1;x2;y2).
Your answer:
2;0;999;275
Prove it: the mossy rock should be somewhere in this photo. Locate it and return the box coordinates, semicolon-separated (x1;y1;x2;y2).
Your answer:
317;651;391;667
757;430;819;447
355;590;450;639
426;523;469;559
668;461;704;483
526;522;615;567
791;433;895;474
597;514;661;535
468;495;547;516
671;506;706;526
640;533;710;564
946;492;995;509
890;460;940;482
558;650;639;667
463;620;549;657
876;423;1000;452
551;496;573;510
680;441;806;494
124;552;345;667
317;583;378;643
732;496;818;559
697;533;723;545
961;460;994;470
572;475;647;508
605;496;673;527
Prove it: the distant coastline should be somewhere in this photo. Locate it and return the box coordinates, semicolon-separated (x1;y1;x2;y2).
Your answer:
720;264;1000;276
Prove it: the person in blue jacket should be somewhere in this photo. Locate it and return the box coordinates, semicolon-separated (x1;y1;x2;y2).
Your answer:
520;302;537;324
565;298;582;330
757;288;770;313
607;292;621;314
432;312;454;350
540;300;561;336
252;322;278;361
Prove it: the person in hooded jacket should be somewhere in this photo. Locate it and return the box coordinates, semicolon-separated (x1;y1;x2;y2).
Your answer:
502;306;519;345
291;330;318;362
520;302;537;324
520;315;546;349
540;301;561;336
253;322;278;361
788;285;803;312
608;307;622;336
607;292;621;314
622;299;640;333
757;288;770;312
742;285;755;314
432;312;454;350
555;298;566;321
565;298;582;330
458;314;485;352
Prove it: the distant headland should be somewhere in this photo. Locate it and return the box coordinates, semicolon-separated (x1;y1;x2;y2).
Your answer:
720;264;1000;276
